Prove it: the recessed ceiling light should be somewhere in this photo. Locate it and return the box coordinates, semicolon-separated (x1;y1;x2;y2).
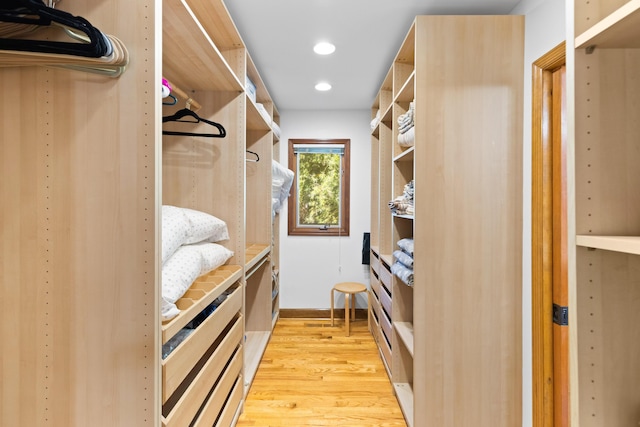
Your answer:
315;82;332;91
313;42;336;55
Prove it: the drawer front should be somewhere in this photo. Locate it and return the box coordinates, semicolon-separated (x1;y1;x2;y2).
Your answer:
193;348;243;427
379;263;392;294
380;309;393;344
163;284;242;402
379;321;392;369
370;275;381;299
163;317;243;426
214;374;244;427
369;290;380;323
370;253;380;276
380;284;392;318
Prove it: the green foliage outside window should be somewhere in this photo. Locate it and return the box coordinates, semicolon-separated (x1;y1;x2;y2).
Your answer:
297;153;341;226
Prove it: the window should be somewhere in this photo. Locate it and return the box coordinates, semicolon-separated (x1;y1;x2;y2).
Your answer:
288;139;350;236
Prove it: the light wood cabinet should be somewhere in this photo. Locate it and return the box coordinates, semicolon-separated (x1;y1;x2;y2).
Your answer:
0;0;278;425
568;1;640;425
369;15;524;427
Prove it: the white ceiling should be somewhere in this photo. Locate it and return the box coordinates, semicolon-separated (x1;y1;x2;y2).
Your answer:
224;0;522;111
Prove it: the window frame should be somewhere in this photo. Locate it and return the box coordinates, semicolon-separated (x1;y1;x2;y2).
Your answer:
287;138;350;237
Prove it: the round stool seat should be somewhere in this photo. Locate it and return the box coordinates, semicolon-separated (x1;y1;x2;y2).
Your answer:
334;282;367;294
331;282;368;336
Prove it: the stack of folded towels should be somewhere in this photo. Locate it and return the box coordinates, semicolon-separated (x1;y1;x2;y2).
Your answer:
397;101;415;147
388;179;414;216
391;238;414;286
370;109;381;130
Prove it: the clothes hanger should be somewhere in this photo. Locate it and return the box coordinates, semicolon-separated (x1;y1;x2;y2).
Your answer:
162;93;177;106
246;150;260;162
0;0;110;58
162;108;226;138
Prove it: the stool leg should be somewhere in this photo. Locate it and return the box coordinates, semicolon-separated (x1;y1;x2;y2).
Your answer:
331;289;335;326
351;292;356;320
345;293;350;336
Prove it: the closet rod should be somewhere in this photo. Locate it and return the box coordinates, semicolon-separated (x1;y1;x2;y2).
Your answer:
164;78;201;111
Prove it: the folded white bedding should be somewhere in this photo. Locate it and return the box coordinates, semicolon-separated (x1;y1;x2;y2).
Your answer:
161;242;234;321
162;205;229;265
272;160;294;215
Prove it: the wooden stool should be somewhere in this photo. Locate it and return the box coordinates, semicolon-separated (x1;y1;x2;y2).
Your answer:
330;282;368;336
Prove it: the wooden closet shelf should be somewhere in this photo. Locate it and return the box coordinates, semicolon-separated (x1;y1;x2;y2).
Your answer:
575;0;640;49
393;383;414;427
395;72;415;103
394;321;414;357
393;147;414;163
162;265;242;344
576;235;640;256
245;243;270;270
163;0;243;92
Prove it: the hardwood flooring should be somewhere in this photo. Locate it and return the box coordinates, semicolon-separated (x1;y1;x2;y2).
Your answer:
236;318;407;427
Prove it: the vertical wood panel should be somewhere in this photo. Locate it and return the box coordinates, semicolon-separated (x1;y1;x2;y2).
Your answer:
413;15;523;426
0;0;159;425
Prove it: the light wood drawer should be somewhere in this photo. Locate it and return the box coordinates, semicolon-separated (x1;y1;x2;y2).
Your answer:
162;317;243;426
370;275;381;299
379;263;392;294
163;284;242;402
370;253;380;276
379;319;392;369
369;290;381;322
193;349;243;427
380;308;393;344
214;373;244;427
380;284;392;318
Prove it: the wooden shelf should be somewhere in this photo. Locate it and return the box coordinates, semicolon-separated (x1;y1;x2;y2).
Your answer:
243;331;271;392
162;265;242;344
393;146;414;163
576;235;640;255
394;322;414;357
393;383;414;427
246;99;272;131
393;214;414;220
395;72;415;103
575;0;640;49
245;243;270;271
163;0;243;92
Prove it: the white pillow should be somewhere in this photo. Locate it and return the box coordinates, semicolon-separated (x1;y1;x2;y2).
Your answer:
161;298;181;322
182;207;230;244
162;245;202;304
193;242;234;275
161;205;191;264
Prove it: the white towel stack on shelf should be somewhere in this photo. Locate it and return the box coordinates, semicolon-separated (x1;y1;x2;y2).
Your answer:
397;101;415;147
370;109;381;130
391;238;414;286
388;179;414;216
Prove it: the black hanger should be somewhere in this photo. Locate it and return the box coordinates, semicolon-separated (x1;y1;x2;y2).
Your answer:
0;0;110;57
246;150;260;162
162;108;226;138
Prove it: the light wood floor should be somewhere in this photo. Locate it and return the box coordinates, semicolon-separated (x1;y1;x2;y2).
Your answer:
236;317;407;427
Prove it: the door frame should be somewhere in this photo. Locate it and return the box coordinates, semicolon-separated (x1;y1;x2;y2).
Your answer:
531;41;566;427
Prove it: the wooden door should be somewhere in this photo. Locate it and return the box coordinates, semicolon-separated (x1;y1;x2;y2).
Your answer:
532;42;569;427
551;65;569;426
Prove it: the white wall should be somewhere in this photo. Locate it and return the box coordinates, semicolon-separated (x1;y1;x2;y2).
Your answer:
510;0;566;425
277;109;372;310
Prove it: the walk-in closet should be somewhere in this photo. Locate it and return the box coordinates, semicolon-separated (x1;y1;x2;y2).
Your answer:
3;0;630;427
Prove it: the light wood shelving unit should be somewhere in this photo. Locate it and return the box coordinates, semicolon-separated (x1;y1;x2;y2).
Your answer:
568;1;640;425
369;15;524;427
0;0;279;425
